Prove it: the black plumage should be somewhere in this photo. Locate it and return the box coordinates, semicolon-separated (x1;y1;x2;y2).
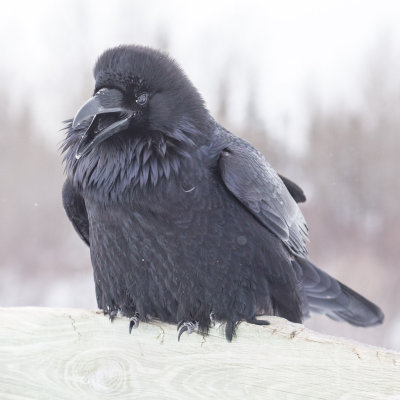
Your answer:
62;45;383;340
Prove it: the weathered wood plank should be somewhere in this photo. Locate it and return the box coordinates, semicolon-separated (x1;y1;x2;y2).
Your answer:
0;307;399;399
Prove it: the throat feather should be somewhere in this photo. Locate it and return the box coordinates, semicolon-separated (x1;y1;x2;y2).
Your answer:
62;117;205;200
71;135;187;198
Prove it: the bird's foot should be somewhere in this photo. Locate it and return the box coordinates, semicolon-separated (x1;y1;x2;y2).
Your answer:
210;311;216;327
247;318;270;326
177;320;198;341
129;312;140;334
109;309;118;322
104;306;120;322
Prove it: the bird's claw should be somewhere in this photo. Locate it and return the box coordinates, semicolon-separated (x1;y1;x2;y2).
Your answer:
109;309;118;322
210;311;216;327
177;320;198;341
247;318;270;326
129;312;140;334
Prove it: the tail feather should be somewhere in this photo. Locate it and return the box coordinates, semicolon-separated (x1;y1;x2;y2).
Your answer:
295;258;384;327
327;283;384;327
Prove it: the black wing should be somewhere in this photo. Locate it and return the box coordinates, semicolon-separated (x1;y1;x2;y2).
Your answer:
62;180;90;246
219;139;309;257
278;175;306;203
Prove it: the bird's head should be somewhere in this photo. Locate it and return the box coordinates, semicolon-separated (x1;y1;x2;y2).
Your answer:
70;45;210;159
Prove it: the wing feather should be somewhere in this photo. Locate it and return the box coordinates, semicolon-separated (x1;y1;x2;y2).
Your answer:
278;175;306;203
62;180;90;246
218;140;308;257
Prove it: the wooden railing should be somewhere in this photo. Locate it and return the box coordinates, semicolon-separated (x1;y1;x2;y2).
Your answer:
0;307;399;399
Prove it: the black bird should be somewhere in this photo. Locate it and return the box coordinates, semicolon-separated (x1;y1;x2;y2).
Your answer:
62;45;383;341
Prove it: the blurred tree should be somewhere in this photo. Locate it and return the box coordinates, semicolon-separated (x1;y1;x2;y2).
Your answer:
0;87;93;307
304;38;400;262
302;37;400;349
215;70;294;175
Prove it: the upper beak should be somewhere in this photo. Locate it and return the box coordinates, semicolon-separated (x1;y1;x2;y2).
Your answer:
72;88;133;159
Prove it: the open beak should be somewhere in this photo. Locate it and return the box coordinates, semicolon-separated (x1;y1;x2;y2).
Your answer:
72;88;133;159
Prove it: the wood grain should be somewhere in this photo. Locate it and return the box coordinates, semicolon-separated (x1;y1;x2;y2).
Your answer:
0;307;399;399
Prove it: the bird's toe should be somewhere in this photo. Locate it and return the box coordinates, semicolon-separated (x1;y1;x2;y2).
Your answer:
109;309;118;322
129;312;140;334
247;318;270;326
210;311;216;327
177;320;198;341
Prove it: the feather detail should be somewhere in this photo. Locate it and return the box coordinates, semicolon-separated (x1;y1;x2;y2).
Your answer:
61;113;203;200
150;159;159;184
139;162;149;188
158;140;167;157
142;147;152;165
135;140;146;159
161;159;171;179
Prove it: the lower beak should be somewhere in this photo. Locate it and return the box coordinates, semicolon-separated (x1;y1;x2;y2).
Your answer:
72;88;133;159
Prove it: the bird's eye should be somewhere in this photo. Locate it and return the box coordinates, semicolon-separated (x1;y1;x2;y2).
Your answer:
95;88;107;96
136;93;148;105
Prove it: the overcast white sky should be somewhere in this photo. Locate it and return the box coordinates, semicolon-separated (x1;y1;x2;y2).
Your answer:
1;0;400;150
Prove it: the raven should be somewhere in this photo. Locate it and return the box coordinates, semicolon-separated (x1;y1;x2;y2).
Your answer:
62;45;383;341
